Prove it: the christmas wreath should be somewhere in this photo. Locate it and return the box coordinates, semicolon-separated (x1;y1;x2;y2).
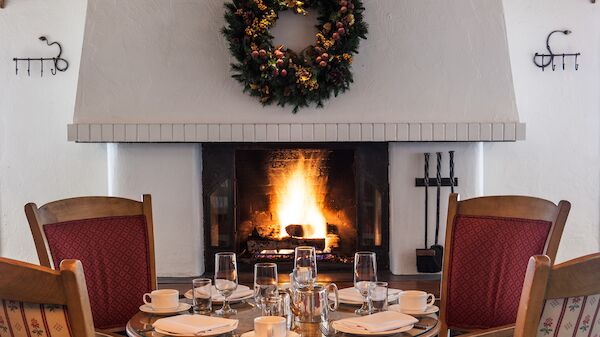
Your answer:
222;0;368;113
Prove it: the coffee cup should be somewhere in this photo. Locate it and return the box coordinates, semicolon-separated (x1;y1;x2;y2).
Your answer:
143;289;179;310
398;290;435;312
254;316;287;337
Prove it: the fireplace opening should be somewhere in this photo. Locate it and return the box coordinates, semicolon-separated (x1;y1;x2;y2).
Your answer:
202;143;389;272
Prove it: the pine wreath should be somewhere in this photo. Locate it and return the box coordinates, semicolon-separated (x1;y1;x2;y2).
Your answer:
222;0;368;113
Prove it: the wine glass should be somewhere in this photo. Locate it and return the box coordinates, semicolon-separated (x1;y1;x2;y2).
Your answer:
354;251;377;315
254;262;278;308
214;252;238;316
294;246;317;288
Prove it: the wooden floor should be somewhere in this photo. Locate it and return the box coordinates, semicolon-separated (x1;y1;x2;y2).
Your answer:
159;271;441;298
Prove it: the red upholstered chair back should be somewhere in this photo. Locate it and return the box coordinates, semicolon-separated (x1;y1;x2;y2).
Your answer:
25;195;156;331
438;194;570;337
0;257;96;337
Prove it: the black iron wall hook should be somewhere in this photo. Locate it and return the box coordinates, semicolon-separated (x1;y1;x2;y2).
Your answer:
533;30;580;71
13;36;69;77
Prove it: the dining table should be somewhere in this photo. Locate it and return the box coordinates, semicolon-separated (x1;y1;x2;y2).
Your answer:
126;296;440;337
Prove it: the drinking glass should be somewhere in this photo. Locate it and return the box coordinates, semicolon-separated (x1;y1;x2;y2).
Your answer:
254;262;278;308
192;278;212;314
294;246;317;287
354;251;377;315
368;281;388;313
214;252;238;316
261;291;292;329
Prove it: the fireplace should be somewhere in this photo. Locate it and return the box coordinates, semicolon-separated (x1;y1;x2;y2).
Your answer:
202;143;389;272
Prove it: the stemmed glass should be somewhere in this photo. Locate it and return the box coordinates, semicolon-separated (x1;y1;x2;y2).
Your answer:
214;252;238;316
254;262;278;308
354;251;377;315
294;246;317;288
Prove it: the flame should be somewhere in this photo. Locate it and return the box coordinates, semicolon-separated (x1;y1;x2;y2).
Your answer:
269;151;328;241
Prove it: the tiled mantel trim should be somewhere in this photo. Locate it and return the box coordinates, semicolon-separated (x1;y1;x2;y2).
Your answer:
67;122;526;143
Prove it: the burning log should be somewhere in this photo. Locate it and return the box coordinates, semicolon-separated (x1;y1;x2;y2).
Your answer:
285;224;305;237
247;237;326;254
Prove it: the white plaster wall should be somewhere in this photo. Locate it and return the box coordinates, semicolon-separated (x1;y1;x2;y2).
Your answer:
1;0;598;276
484;0;600;262
0;0;108;262
107;144;204;276
389;143;484;274
73;0;518;124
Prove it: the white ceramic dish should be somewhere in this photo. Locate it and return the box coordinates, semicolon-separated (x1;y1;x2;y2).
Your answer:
154;321;238;337
240;330;300;337
388;304;439;317
333;288;402;305
139;303;191;315
331;321;413;336
184;285;253;303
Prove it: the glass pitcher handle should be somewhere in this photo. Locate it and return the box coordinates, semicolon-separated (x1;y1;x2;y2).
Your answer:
327;283;339;312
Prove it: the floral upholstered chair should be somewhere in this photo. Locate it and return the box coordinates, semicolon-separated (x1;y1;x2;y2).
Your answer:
0;257;100;337
460;253;600;337
24;195;157;331
439;194;571;337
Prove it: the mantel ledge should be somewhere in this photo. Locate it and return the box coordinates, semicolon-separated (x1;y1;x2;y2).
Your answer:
67;122;526;143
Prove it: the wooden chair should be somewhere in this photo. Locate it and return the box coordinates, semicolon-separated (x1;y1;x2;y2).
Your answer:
461;253;600;337
0;257;95;337
439;193;571;337
24;195;157;331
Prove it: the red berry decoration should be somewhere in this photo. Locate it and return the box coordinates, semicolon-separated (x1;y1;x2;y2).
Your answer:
340;6;348;13
319;61;328;68
322;53;329;59
251;50;259;58
316;56;322;63
276;59;285;68
336;22;344;29
280;69;288;77
259;49;267;58
332;32;340;40
340;0;348;7
272;69;279;76
338;27;346;35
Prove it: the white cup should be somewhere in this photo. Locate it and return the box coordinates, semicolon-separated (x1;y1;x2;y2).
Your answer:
143;289;179;310
254;316;287;337
398;290;435;312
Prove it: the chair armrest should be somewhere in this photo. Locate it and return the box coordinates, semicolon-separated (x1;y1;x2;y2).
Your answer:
459;325;515;337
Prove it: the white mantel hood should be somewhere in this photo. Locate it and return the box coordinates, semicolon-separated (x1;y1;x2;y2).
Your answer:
69;0;524;142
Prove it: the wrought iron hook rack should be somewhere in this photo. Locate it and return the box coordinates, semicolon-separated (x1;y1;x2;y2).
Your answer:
13;36;69;77
533;30;580;71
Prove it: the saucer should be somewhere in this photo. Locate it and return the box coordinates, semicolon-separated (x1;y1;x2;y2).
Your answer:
139;302;191;315
331;321;413;336
388;304;439;317
241;330;300;337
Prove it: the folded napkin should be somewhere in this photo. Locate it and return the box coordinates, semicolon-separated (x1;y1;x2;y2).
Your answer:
337;287;402;303
336;311;418;333
153;314;237;335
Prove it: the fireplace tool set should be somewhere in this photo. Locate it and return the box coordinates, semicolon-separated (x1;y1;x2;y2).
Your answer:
415;151;457;273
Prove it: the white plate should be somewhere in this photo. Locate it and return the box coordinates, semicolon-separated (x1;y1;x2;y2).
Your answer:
331;321;413;336
241;330;300;337
154;321;238;337
388;304;439;317
139;303;191;315
333;288;402;305
184;285;253;303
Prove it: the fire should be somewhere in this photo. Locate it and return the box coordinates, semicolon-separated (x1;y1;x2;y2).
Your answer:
269;151;328;241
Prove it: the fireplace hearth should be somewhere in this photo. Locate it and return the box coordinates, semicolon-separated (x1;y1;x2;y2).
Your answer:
202;143;389;272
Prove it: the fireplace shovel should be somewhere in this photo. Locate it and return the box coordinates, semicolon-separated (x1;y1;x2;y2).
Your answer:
416;152;443;273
